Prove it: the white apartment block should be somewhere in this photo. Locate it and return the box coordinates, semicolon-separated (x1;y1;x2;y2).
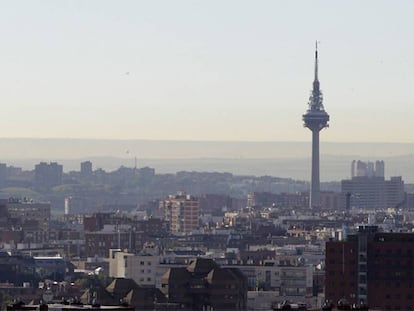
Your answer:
109;249;159;286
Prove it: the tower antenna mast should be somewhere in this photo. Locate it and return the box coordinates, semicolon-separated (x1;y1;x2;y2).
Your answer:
302;41;330;208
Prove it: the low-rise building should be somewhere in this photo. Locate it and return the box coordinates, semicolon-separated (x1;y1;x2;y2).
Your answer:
160;258;247;311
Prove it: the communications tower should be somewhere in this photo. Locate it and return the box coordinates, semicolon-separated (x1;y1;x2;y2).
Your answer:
302;42;329;208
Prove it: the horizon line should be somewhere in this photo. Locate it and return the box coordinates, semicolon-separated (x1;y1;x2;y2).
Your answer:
1;137;414;145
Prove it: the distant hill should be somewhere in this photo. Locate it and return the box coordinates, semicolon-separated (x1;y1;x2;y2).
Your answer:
0;138;413;182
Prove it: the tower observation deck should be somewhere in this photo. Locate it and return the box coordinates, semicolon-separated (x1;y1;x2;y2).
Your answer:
302;42;329;208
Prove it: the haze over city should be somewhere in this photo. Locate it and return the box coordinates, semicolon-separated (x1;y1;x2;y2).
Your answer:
3;2;414;310
1;1;414;144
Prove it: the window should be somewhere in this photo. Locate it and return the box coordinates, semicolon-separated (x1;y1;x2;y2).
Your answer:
140;261;144;265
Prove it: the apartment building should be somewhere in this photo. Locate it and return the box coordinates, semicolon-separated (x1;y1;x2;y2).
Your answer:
325;226;414;310
161;192;199;233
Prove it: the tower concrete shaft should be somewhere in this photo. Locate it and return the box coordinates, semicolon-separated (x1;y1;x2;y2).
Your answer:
311;129;320;207
302;42;329;208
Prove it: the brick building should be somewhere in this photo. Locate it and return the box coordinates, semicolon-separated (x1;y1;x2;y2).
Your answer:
161;192;199;234
325;226;414;310
161;258;247;311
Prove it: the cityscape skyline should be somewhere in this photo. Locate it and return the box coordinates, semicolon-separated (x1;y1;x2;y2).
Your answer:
2;2;414;307
0;1;414;142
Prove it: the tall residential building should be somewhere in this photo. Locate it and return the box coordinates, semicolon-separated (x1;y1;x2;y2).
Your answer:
80;160;93;177
325;226;414;310
34;161;63;189
0;163;7;188
161;192;199;234
302;42;329;208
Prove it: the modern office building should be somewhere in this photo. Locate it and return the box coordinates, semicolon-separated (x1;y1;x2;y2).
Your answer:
161;192;199;233
325;226;414;310
341;161;404;209
302;42;329;208
351;160;384;178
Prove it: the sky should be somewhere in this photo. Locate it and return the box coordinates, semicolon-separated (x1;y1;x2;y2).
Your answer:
0;1;414;143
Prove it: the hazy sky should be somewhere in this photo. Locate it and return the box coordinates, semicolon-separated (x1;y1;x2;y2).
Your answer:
1;1;413;142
